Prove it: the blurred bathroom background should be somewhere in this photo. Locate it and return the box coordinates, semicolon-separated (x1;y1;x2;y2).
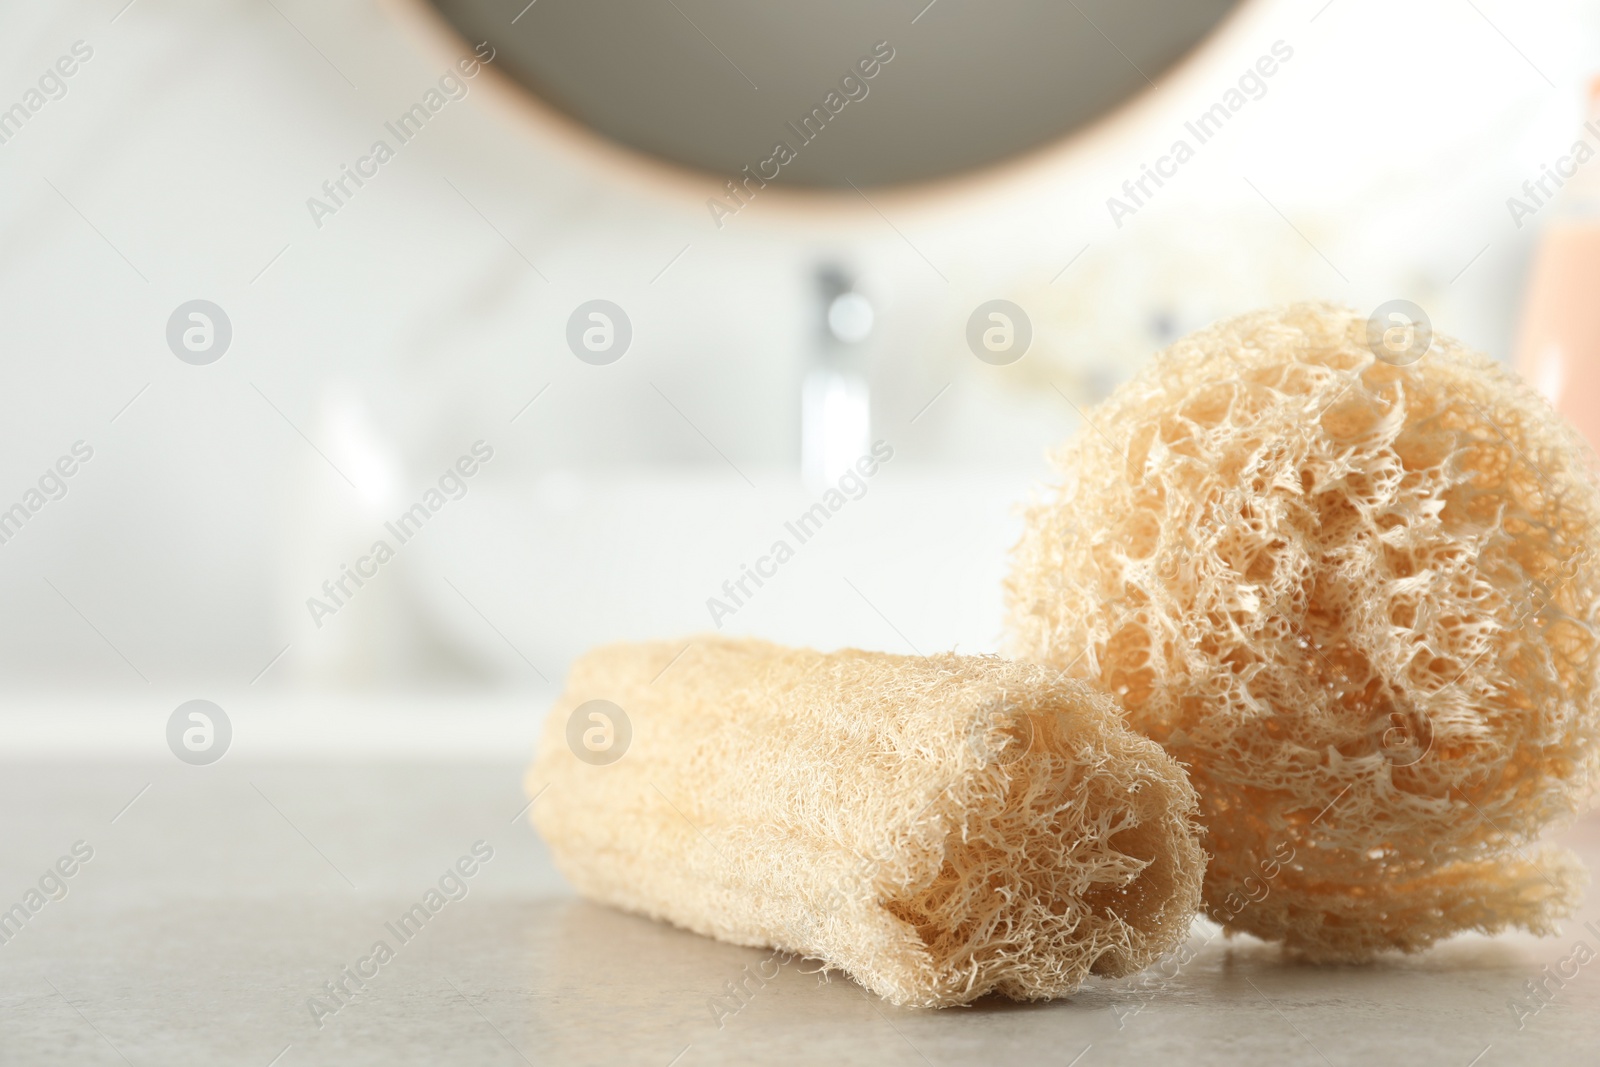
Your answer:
2;0;1599;755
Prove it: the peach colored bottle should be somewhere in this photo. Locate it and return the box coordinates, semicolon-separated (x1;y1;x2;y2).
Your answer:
1514;81;1600;459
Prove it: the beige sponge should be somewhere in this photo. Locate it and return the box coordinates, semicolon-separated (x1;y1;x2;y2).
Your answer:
1006;302;1600;961
527;636;1204;1007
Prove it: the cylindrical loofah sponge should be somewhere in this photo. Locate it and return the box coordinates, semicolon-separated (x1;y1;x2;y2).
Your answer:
527;636;1204;1007
1006;301;1600;961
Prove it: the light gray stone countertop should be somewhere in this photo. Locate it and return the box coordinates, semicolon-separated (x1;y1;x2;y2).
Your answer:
2;759;1596;1066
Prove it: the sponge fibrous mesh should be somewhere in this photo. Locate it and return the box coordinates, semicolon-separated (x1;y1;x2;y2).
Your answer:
1006;302;1600;961
529;636;1204;1007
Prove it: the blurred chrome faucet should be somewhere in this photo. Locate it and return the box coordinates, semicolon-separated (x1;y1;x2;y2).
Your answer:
801;265;874;486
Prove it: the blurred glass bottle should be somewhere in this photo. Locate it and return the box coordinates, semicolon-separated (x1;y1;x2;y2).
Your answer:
1514;78;1600;455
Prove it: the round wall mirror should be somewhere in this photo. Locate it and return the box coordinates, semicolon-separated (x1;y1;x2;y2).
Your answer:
424;0;1241;190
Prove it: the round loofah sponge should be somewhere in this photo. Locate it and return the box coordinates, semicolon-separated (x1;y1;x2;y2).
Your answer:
1006;302;1600;961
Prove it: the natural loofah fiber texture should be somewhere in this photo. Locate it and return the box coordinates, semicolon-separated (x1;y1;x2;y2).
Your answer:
527;636;1204;1007
1006;301;1600;961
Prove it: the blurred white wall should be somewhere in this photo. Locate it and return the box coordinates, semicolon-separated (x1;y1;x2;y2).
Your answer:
0;0;1596;694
